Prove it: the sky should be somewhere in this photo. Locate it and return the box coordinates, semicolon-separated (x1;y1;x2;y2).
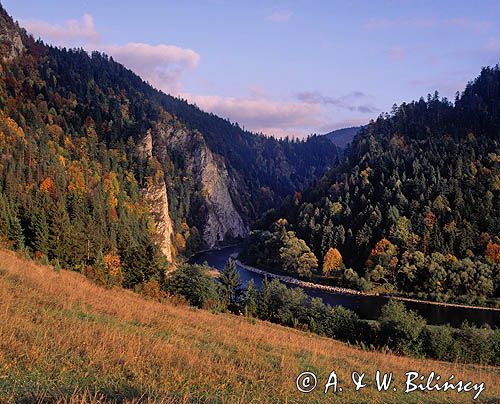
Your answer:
3;0;500;138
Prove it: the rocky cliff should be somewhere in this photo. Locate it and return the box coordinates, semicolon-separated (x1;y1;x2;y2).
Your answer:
142;179;174;262
0;7;24;63
139;132;174;261
152;121;248;248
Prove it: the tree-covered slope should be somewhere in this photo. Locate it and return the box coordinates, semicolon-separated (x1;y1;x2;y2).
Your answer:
0;2;339;279
250;67;500;304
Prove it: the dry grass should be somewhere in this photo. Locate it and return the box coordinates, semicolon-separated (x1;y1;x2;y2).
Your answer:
0;249;498;403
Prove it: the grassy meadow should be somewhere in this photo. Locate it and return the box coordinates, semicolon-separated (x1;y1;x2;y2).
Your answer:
0;249;498;403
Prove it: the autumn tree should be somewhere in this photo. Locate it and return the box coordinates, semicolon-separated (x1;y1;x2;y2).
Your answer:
323;247;343;276
485;241;500;264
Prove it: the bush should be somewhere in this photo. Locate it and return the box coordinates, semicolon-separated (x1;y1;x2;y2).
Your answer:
421;325;458;362
454;323;494;364
378;300;426;355
164;264;219;308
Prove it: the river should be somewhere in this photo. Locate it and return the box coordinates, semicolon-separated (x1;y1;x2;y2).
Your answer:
191;245;500;328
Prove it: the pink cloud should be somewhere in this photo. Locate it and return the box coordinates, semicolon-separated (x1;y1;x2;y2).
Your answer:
21;14;200;94
363;18;392;30
183;93;321;130
102;43;200;93
444;18;492;33
364;17;436;31
22;14;100;47
266;10;293;23
364;16;491;33
252;127;307;139
388;46;406;62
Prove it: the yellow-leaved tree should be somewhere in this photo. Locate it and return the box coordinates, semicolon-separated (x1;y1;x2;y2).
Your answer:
323;247;343;276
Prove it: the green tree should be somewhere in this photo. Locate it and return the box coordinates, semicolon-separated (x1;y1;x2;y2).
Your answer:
165;264;218;308
257;276;271;320
379;300;426;355
220;258;241;312
244;279;258;317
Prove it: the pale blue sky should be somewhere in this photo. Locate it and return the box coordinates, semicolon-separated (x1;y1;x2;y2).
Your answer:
3;0;500;137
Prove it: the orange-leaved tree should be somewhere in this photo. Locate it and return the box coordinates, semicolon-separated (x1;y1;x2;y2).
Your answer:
323;247;343;276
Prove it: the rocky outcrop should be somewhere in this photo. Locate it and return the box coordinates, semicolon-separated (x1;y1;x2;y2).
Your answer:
152;121;248;248
142;178;174;262
139;132;174;261
138;130;153;159
195;141;248;246
0;10;24;63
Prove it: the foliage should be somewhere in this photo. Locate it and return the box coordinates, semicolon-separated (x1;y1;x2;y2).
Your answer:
240;219;318;277
219;258;242;312
164;264;219;308
322;247;343;276
253;67;500;304
378;300;427;355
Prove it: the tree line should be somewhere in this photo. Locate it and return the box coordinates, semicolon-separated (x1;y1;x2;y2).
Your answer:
163;259;500;366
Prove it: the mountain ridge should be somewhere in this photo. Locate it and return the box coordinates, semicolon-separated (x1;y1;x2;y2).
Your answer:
0;2;339;272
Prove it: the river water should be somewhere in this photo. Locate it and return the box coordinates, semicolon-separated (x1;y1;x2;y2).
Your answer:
191;246;499;328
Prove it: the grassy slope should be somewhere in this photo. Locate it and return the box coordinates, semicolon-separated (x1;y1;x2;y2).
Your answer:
0;250;498;403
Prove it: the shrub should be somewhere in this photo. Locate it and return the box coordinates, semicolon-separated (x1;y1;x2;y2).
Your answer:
421;325;458;362
164;264;219;308
378;300;426;355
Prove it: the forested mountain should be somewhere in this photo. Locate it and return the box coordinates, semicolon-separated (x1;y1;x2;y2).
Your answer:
324;126;362;149
246;67;500;304
0;2;338;285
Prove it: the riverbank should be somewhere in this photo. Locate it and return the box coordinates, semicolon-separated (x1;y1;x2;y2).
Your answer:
233;255;500;312
233;256;367;296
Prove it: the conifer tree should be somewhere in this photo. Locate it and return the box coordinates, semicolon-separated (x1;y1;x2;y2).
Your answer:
257;276;271;320
244;278;258;317
220;258;241;312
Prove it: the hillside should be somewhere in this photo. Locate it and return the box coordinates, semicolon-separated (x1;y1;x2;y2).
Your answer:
0;249;498;403
246;68;500;304
324;126;363;149
0;1;338;273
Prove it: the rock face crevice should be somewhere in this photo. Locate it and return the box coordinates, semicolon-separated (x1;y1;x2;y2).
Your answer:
152;121;248;249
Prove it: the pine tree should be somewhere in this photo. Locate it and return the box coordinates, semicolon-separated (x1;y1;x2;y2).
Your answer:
8;212;24;250
47;199;72;264
220;258;241;312
257;276;271;320
244;279;258;317
31;210;49;255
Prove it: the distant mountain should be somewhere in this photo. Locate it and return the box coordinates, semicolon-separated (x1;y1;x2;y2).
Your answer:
323;126;363;149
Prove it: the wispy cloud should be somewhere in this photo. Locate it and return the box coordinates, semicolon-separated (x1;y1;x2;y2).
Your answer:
364;16;491;33
103;43;200;93
22;14;200;94
266;9;293;23
388;46;406;62
444;18;492;33
296;91;378;113
22;14;100;47
364;17;436;31
183;93;321;130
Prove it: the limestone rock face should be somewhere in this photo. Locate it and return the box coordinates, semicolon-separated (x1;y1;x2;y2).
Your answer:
152;122;248;248
0;11;24;62
138;130;153;159
142;179;174;262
